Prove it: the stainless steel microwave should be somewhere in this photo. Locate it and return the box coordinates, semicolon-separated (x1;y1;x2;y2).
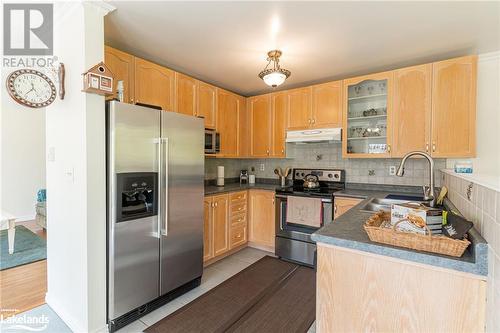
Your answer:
205;129;220;154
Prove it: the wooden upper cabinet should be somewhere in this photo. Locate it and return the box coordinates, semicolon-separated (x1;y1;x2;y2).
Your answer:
217;89;239;157
392;64;432;157
197;82;217;128
237;95;249;158
431;56;477;158
248;190;275;250
175;73;197;116
104;46;135;102
134;57;174;111
212;195;229;257
249;94;272;157
203;197;213;262
311;81;343;128
287;87;312;130
271;92;288;157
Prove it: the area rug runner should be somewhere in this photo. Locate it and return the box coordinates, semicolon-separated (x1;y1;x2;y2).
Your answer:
0;226;46;270
145;256;315;333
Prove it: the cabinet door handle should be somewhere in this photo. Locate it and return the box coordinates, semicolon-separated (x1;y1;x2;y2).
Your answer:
387;145;391;153
334;204;338;215
308;119;312;124
130;98;134;103
432;142;436;152
266;149;270;155
281;148;284;154
311;119;316;124
425;143;429;152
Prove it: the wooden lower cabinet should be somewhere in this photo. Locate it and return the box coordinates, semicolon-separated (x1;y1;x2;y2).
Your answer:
333;196;362;219
204;191;248;263
212;194;229;256
248;190;275;251
316;244;486;332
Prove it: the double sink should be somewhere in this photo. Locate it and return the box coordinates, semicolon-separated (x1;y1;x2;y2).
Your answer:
359;194;430;213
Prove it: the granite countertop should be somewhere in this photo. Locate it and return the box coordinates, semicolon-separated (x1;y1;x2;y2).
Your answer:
204;181;285;195
312;186;488;277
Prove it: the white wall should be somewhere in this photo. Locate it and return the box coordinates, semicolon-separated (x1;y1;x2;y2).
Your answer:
0;92;46;220
45;2;111;332
447;52;500;176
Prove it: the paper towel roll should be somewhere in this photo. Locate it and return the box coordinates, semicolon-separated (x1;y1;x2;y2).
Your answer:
217;166;224;178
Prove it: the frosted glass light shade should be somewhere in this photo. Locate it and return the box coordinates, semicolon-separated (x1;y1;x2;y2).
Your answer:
263;72;286;87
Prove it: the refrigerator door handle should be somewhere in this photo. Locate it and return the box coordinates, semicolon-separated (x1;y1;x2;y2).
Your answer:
161;137;169;236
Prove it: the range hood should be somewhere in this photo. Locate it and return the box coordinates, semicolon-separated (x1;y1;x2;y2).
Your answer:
286;127;342;143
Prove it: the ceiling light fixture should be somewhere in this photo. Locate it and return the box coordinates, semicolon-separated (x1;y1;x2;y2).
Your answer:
258;50;291;88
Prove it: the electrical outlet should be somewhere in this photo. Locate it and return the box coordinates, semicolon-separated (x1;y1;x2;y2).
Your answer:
389;166;396;176
259;163;265;171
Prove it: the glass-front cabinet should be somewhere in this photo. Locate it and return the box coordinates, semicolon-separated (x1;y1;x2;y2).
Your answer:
342;72;393;158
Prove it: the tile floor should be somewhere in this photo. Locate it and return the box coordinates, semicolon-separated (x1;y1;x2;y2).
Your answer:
2;248;316;333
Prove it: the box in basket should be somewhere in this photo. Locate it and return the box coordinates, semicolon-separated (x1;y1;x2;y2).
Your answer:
390;203;443;235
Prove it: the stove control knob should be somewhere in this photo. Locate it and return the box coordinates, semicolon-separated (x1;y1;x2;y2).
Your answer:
334;173;340;179
301;172;305;177
296;172;300;177
328;173;333;178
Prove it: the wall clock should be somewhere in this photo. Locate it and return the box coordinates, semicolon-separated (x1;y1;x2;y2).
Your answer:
6;69;57;108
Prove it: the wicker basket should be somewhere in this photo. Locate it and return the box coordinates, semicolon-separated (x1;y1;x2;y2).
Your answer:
364;211;470;257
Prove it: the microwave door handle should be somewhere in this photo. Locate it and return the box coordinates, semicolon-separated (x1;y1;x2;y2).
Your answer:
161;137;169;236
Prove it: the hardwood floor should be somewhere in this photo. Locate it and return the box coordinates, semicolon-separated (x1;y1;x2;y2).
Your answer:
0;220;47;318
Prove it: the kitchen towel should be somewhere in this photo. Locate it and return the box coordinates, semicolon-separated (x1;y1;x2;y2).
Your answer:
286;196;322;228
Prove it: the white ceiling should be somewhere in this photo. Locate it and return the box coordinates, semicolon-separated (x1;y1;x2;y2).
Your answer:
105;1;500;96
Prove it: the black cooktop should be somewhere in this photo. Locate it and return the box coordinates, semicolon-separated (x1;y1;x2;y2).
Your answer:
276;168;345;198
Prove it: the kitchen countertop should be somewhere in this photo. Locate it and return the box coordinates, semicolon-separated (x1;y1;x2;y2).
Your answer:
312;187;488;277
204;182;285;195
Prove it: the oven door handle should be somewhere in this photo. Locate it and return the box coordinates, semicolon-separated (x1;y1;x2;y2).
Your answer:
275;194;332;203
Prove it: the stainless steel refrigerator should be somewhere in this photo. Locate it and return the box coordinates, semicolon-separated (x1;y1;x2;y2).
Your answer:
106;101;204;332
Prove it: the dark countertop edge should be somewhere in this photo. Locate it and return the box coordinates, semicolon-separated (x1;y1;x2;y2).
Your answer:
312;233;488;277
204;182;284;195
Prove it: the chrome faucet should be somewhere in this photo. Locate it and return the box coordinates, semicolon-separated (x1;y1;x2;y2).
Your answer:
396;151;436;207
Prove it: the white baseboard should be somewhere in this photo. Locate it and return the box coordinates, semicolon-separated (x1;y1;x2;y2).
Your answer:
90;324;109;333
45;293;86;333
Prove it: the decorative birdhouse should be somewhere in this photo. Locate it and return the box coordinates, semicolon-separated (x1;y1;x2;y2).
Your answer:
82;62;114;96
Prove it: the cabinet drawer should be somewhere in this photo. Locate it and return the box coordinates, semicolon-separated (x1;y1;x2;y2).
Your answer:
231;213;246;226
230;202;247;216
230;223;247;249
230;191;247;203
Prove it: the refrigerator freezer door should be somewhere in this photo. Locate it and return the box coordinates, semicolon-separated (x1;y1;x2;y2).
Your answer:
107;101;161;319
111;102;161;173
160;112;204;295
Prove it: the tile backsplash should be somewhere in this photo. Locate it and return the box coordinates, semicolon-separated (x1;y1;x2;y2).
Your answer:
442;172;500;332
206;143;445;187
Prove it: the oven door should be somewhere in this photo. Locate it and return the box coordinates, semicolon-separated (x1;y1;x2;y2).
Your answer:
275;194;333;242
